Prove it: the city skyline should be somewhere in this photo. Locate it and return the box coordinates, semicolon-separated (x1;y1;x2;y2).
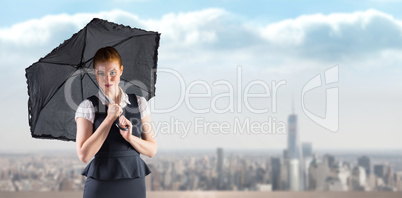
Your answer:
1;146;402;192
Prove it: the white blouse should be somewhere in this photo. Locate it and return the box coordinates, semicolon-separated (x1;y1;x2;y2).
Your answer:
75;88;150;124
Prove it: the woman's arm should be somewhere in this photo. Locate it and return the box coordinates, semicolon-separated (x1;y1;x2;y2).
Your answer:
76;104;122;163
76;117;114;163
119;114;157;158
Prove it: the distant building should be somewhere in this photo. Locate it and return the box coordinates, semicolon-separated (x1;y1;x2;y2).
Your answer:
358;156;371;176
287;113;303;191
366;173;377;191
374;164;386;178
302;143;313;190
288;159;300;191
323;154;336;168
59;178;73;191
270;157;281;191
283;149;288;159
287;114;299;159
308;156;329;191
395;172;402;191
373;164;396;191
302;143;313;158
385;165;394;188
350;166;368;191
217;147;224;190
280;158;289;191
328;162;351;191
163;163;172;190
151;167;162;191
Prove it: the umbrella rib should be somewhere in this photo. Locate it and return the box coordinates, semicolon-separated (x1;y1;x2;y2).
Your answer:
76;66;100;92
85;71;102;93
79;26;88;101
80;72;84;102
80;67;97;87
112;34;152;48
37;68;81;125
80;26;88;66
38;61;77;67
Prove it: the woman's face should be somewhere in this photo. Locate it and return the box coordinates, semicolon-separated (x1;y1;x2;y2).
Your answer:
94;60;123;97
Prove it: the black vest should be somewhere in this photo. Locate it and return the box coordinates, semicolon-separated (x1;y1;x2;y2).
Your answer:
81;93;151;180
88;93;143;153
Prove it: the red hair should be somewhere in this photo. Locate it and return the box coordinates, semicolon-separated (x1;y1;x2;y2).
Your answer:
92;46;122;69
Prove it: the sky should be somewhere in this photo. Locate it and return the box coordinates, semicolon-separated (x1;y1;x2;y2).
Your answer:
1;0;402;153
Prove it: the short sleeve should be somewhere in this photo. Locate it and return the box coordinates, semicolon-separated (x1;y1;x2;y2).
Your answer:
137;96;150;119
75;99;95;123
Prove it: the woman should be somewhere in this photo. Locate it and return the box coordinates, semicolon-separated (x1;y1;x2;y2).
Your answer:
75;46;157;198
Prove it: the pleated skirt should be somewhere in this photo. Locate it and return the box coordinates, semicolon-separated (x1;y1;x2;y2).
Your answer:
83;177;146;198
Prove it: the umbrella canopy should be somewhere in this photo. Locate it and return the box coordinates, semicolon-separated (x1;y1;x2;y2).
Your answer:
25;18;160;141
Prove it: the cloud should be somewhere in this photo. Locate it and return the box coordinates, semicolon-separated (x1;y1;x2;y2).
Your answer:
0;8;228;48
147;8;228;47
2;8;402;73
0;10;144;48
259;9;402;61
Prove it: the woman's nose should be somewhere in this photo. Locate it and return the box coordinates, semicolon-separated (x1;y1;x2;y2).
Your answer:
106;74;113;81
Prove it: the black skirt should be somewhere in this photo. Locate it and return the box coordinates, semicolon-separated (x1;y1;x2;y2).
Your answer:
83;177;146;198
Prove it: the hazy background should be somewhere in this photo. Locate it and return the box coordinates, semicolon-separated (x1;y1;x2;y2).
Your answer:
1;0;401;152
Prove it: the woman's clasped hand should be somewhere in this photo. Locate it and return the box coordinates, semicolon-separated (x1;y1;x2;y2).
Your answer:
106;103;123;121
119;115;133;141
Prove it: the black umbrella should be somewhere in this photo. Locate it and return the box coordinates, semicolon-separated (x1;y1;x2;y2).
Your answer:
25;18;160;141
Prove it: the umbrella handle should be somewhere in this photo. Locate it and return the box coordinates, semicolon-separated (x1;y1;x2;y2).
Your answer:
115;115;129;131
116;123;129;131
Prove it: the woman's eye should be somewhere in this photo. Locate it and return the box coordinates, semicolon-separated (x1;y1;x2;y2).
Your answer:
98;73;105;76
110;71;116;76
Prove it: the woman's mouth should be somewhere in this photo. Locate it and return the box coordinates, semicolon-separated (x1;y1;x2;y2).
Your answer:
105;84;113;88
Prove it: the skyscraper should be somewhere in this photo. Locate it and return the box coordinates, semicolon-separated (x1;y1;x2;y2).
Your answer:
289;159;300;191
287;110;303;191
374;164;386;179
271;157;281;191
287;114;299;159
358;156;371;176
217;147;224;190
302;142;313;190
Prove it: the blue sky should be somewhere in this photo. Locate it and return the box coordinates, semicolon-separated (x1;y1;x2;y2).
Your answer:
3;0;402;26
1;0;402;152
